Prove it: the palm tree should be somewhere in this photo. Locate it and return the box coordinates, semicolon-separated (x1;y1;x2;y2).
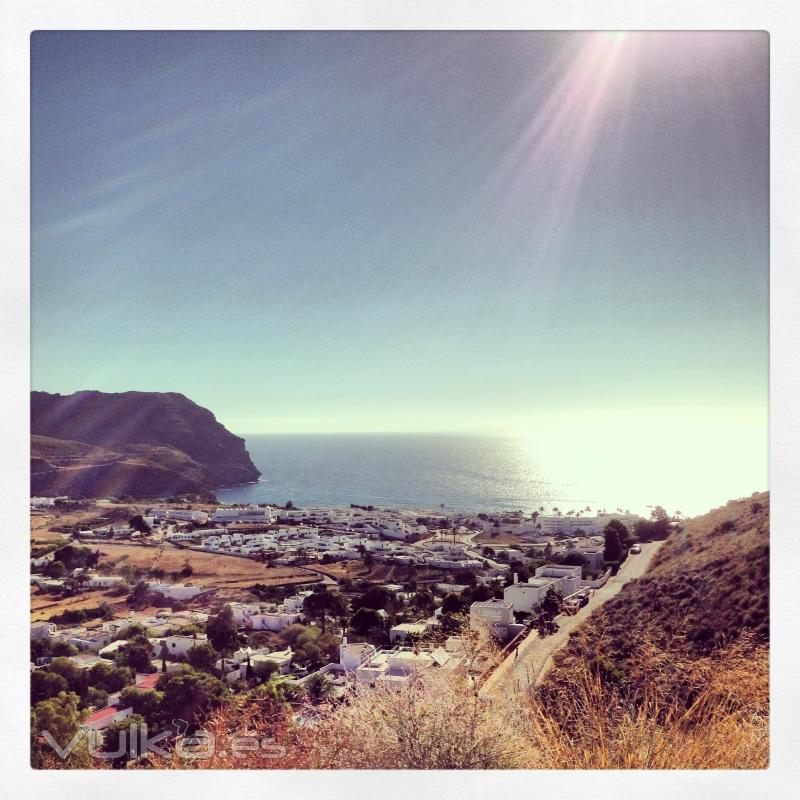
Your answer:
277;679;305;705
305;672;334;704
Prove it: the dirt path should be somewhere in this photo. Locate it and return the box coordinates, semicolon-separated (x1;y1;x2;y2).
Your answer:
479;541;664;698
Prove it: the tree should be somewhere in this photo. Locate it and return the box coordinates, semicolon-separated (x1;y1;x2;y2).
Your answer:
302;586;346;633
438;613;463;634
454;568;477;587
157;668;229;727
540;587;562;620
560;552;587;568
604;518;631;549
129;515;151;535
206;605;239;653
350;607;383;636
85;686;109;710
279;624;340;670
31;691;82;754
357;585;397;612
305;672;333;704
180;561;194;579
128;580;150;609
441;593;467;615
31;670;68;704
251;658;280;682
88;662;132;693
102;712;146;767
43;560;66;579
46;657;85;695
410;589;435;616
119;687;164;726
116;642;155;673
603;524;623;564
187;642;218;673
246;680;291;715
115;623;149;643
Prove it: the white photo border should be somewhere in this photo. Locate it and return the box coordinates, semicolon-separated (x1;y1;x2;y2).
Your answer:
2;1;797;797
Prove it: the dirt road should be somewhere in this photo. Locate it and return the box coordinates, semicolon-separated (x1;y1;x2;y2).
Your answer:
479;541;664;698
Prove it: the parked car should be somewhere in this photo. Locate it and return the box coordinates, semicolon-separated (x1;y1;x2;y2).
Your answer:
629;543;642;554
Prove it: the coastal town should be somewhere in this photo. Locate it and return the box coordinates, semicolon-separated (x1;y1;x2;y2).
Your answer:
30;494;668;762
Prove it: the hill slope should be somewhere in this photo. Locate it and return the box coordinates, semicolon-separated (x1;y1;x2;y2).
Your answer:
538;491;769;706
31;390;260;498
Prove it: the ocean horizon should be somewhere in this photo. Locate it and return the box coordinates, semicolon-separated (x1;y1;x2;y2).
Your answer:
216;432;767;517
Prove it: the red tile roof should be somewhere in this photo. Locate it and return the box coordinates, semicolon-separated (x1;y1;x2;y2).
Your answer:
83;705;126;725
135;673;161;690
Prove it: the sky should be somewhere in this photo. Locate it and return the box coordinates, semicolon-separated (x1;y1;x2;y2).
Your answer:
31;31;768;447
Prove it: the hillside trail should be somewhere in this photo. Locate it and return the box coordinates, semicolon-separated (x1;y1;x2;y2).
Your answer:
479;540;665;699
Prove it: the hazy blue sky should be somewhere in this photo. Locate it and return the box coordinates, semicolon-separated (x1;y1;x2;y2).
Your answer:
32;31;768;436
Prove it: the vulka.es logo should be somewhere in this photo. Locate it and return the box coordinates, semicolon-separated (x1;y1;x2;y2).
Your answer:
38;721;288;762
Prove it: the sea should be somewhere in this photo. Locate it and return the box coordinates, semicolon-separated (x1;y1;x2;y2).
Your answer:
214;432;767;517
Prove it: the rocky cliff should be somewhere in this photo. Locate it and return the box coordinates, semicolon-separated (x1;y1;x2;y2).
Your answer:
31;390;260;498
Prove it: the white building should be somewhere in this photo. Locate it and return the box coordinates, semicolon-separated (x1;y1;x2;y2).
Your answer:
30;622;56;640
249;611;303;631
503;565;583;615
211;506;275;524
339;639;378;671
146;582;204;600
150;633;208;659
98;639;129;659
86;574;125;589
389;622;430;643
469;599;514;633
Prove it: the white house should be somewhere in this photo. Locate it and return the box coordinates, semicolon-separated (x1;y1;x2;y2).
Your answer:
249;611;303;631
98;640;129;659
576;548;605;571
146;582;204;600
470;599;514;633
231;647;294;678
86;574;124;589
211;506;274;524
388;622;430;643
30;621;56;641
150;633;208;659
503;565;583;614
339;638;377;671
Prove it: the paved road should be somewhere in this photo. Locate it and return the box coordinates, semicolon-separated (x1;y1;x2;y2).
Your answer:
479;541;664;698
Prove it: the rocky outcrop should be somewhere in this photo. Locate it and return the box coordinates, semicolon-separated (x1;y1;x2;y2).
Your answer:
31;391;260;498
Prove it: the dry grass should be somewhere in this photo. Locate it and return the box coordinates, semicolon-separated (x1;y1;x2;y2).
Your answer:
528;632;768;769
474;530;531;546
95;542;318;589
317;560;443;583
160;632;767;770
30;587;122;622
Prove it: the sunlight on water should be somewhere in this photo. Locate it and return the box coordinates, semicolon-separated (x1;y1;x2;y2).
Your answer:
219;407;766;517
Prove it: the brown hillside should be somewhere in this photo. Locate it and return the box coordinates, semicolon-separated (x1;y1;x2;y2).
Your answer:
538;492;769;706
31;391;260;497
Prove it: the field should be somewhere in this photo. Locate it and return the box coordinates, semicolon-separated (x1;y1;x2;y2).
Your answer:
318;560;444;584
30;587;124;623
474;530;532;547
30;505;141;550
94;542;321;590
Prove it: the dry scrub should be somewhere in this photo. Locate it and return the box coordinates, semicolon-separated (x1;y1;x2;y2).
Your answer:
157;632;767;770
